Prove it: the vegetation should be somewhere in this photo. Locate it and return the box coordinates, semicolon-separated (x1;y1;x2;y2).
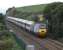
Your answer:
0;13;6;31
16;4;46;13
0;13;22;50
0;32;22;50
43;2;63;39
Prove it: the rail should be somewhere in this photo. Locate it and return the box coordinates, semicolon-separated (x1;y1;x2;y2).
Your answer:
47;39;63;50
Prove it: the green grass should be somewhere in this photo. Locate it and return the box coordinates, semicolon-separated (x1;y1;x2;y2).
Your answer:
16;4;47;13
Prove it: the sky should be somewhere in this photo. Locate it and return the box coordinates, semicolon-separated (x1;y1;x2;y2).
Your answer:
0;0;63;14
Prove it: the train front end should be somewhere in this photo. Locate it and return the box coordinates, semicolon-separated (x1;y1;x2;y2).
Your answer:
38;24;47;38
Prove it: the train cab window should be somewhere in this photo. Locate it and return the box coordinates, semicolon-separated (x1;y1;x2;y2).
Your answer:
40;24;46;29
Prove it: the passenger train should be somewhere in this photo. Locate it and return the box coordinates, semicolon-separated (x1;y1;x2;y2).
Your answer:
7;16;47;38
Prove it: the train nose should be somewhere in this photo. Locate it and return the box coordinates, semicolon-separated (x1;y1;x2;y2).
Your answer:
38;29;47;38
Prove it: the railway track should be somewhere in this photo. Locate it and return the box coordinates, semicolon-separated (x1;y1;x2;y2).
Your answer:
46;39;63;50
6;21;63;50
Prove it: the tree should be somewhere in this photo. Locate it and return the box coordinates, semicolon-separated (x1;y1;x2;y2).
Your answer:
43;2;63;39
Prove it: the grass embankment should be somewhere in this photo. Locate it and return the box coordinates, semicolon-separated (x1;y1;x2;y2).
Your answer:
16;4;46;13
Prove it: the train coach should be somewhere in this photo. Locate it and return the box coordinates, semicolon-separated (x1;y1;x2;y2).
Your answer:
7;16;47;38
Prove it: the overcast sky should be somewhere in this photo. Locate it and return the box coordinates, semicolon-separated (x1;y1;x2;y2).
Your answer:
0;0;63;14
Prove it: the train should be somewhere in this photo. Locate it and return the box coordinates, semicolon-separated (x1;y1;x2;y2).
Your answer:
7;16;47;38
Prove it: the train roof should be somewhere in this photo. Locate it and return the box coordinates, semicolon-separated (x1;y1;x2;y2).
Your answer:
8;16;34;25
